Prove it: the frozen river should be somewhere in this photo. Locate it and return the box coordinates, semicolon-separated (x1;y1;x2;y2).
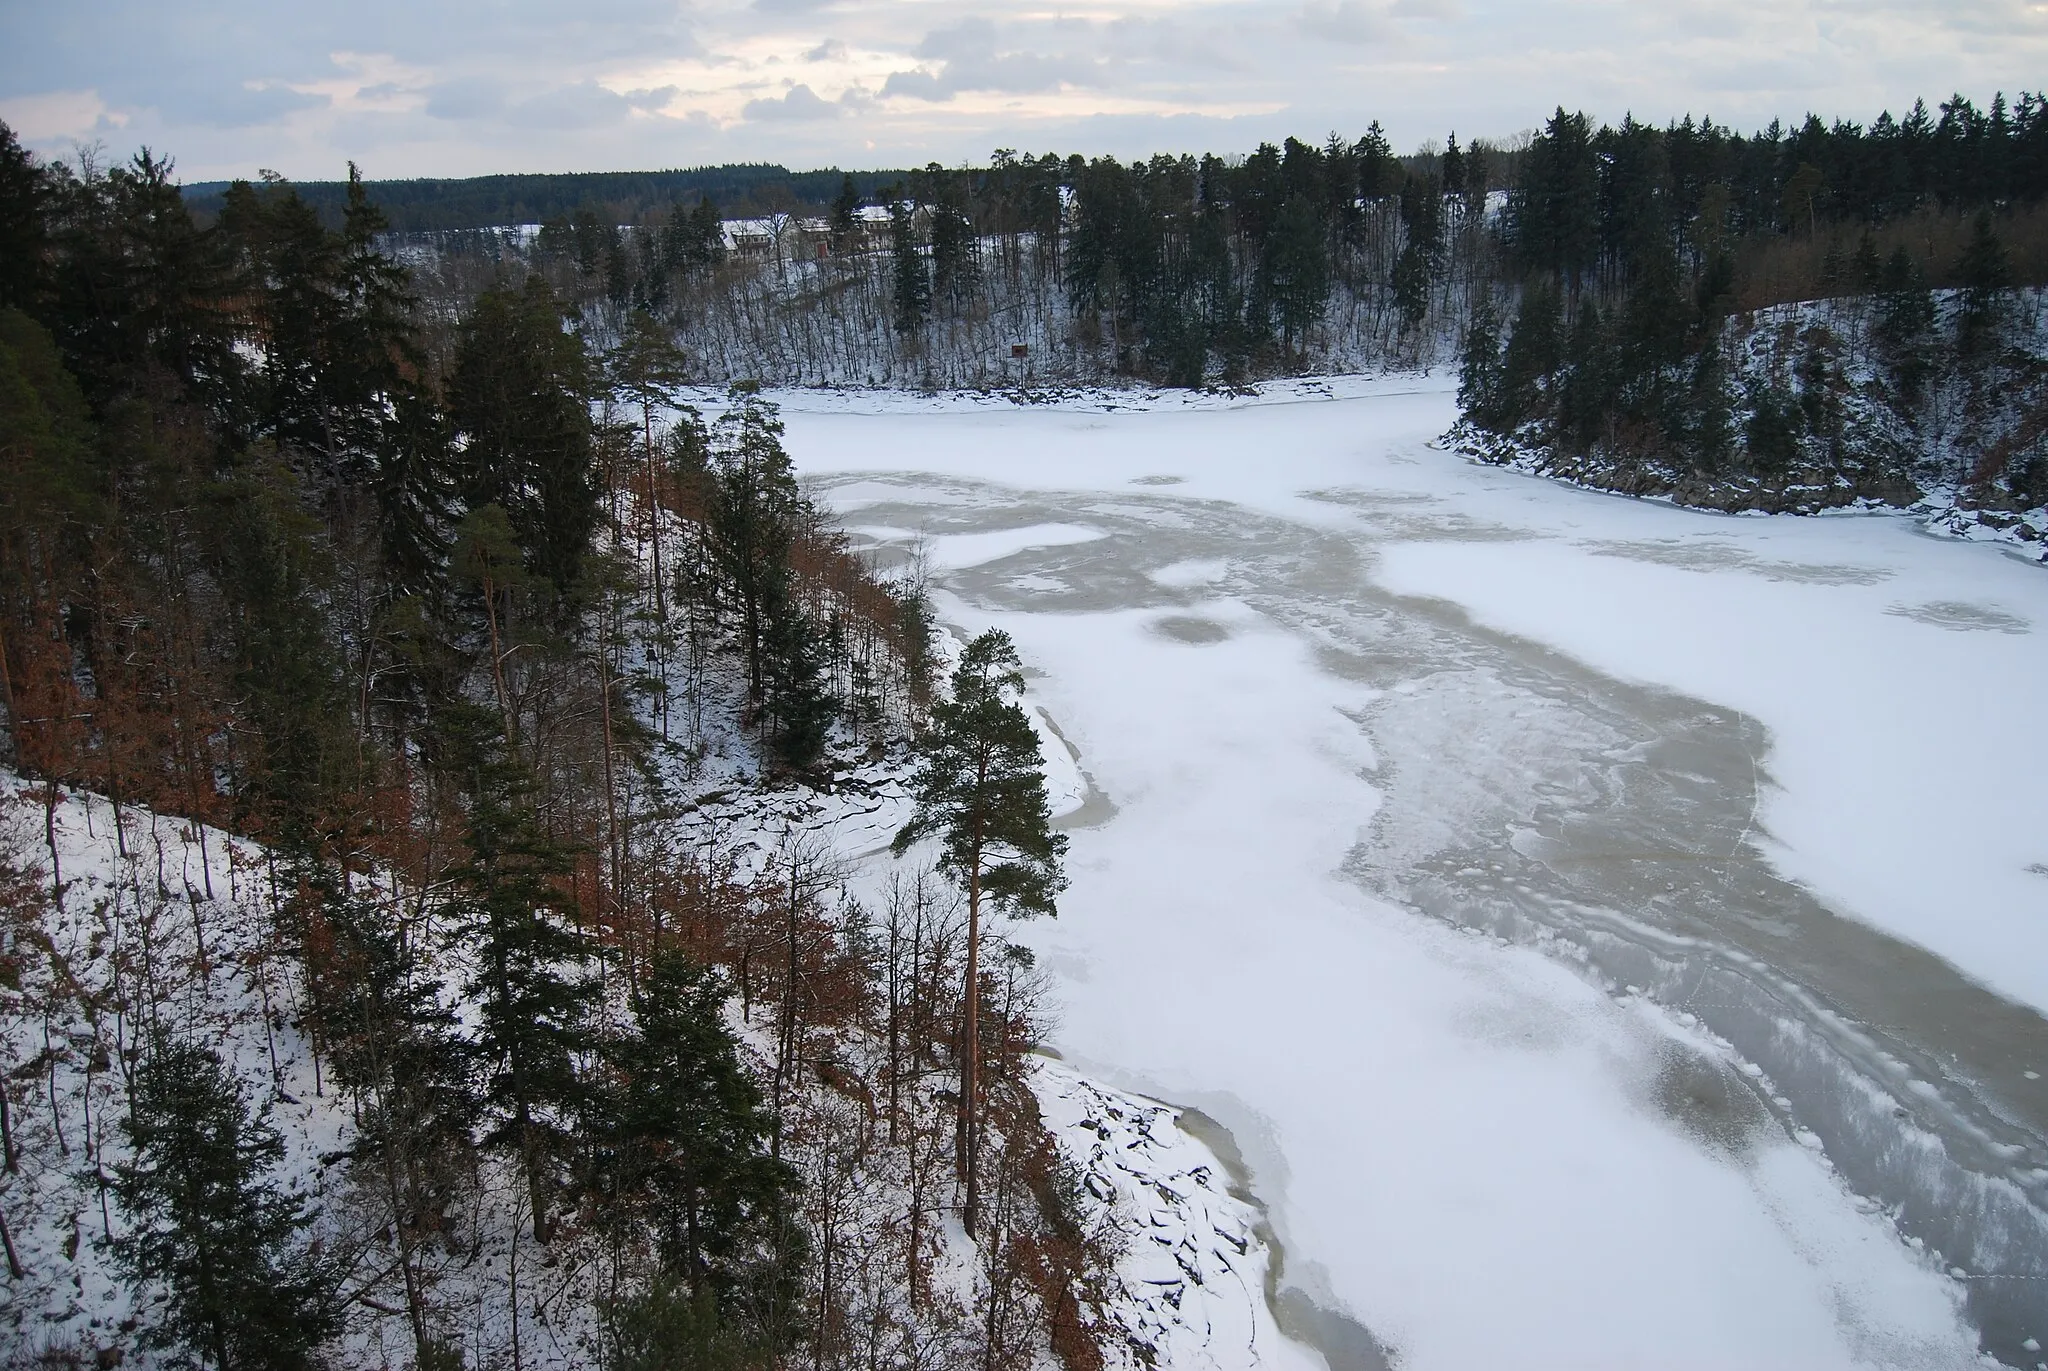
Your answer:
784;377;2048;1370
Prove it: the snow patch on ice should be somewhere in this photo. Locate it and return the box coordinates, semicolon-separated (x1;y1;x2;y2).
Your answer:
927;524;1107;570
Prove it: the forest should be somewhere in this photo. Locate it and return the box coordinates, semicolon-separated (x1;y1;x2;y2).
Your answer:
368;92;2048;517
0;118;1108;1370
178;165;915;235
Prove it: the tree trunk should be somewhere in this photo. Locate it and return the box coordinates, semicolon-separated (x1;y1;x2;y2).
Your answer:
960;858;981;1235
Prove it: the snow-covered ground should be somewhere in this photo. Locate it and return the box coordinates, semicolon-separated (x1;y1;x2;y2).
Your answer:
782;374;2048;1370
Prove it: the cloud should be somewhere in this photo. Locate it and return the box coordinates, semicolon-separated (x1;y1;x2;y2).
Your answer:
1296;2;1397;46
741;83;840;121
0;89;128;142
622;85;680;111
423;78;507;121
879;69;947;101
503;81;644;131
881;17;1109;102
4;0;2045;180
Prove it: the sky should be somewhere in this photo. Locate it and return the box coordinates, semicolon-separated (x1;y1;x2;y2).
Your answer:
2;0;2046;183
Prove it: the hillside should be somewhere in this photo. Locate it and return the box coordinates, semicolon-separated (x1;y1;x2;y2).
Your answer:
1451;282;2048;551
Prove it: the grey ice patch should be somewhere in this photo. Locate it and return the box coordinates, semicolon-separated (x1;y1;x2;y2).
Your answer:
1303;485;1440;508
1272;1285;1396;1371
1753;560;1894;586
1588;539;1891;585
1650;1045;1773;1157
1884;600;2031;633
1152;615;1231;644
1129;473;1185;486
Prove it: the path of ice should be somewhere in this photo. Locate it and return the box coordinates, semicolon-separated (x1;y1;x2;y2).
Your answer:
787;379;2048;1370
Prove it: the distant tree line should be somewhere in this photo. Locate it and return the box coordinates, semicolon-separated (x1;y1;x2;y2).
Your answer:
181;163;913;233
1458;98;2048;513
397;91;2047;405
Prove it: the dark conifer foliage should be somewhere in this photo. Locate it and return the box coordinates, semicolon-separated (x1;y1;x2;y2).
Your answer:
1452;93;2048;511
449;275;600;592
114;1040;342;1370
602;951;800;1305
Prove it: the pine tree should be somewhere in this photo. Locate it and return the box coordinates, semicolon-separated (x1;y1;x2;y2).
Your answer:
891;630;1065;1235
609;309;693;681
115;1040;341;1370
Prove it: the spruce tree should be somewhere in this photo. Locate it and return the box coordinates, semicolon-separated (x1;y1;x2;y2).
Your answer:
1441;133;1466;199
888;195;929;338
441;701;594;1242
1457;300;1505;431
304;886;477;1360
609;1280;773;1371
608;951;799;1307
1497;283;1564;428
448;275;598;592
0;121;48;313
1957;209;2012;347
1261;198;1331;363
891;630;1065;1235
115;1041;340;1370
828;174;862;255
1875;246;1937;409
708;383;829;771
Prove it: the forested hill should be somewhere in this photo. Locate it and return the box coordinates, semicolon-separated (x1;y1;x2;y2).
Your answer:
179;162;913;229
0;114;1149;1370
1450;100;2048;528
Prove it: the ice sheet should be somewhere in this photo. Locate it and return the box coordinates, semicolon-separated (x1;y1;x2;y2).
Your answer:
790;381;2008;1370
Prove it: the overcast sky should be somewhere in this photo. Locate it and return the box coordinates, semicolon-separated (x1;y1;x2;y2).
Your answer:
2;0;2044;183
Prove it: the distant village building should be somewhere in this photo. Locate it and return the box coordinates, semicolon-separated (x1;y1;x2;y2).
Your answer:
720;204;901;264
722;218;777;260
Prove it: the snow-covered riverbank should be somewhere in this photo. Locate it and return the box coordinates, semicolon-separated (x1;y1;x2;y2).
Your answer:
787;375;2047;1369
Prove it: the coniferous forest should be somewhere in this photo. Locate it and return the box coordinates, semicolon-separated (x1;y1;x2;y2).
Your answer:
337;92;2048;521
0;116;1109;1370
3;81;2048;1371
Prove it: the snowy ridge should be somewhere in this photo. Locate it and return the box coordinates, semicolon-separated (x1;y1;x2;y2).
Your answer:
1451;289;2048;564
